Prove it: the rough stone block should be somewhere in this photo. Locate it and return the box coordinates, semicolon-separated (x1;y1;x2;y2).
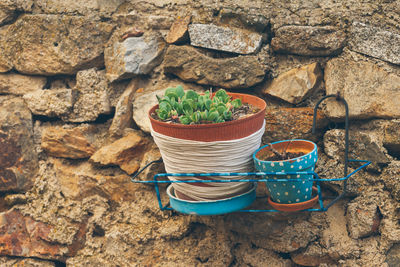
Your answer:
347;197;381;239
349;22;400;65
41;127;96;159
163;45;265;89
0;73;46;95
105;34;166;82
23;89;74;117
0;96;37;193
271;26;346;56
262;62;322;104
166;15;191;44
189;23;262;54
324;58;400;120
1;14;114;75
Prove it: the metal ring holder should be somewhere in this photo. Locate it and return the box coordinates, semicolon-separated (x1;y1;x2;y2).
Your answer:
131;95;371;214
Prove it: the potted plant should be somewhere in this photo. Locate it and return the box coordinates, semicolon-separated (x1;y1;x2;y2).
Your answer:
148;86;266;205
253;140;319;211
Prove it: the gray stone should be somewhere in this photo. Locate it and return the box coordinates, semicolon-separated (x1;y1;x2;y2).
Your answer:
105;34;166;82
324;129;393;164
347;197;380;239
0;96;37;192
1;14;114;75
163;45;266;89
188;23;263;54
262;62;322;104
349;22;400;65
23;89;74;117
0;73;46;95
324;57;400;120
271;25;346;56
63;68;111;122
387;243;400;267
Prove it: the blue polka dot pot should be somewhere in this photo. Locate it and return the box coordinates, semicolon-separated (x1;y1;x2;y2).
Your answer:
253;140;318;205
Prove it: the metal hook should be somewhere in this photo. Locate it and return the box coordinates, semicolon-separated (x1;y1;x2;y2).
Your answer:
312;94;350;210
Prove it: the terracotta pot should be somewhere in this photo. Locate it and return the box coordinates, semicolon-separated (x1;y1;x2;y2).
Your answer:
267;186;319;212
149;93;266;142
149;92;266;201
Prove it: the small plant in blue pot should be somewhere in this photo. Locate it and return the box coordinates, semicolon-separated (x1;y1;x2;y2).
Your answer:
253;140;318;211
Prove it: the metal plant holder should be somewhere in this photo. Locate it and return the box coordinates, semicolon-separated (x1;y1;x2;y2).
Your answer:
131;95;371;214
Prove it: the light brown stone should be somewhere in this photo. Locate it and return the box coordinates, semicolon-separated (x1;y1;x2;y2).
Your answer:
0;257;55;267
2;14;114;75
291;243;336;266
0;73;46;95
51;158;138;202
63;68;111;122
324;58;400;120
347;197;381;239
90;132;148;174
163;45;265;89
166;15;191;44
41;127;96;159
262;63;322;104
0;26;12;73
23;89;74;117
109;79;138;138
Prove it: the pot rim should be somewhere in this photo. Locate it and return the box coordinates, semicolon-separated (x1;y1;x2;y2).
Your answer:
267;186;319;212
149;92;266;141
253;139;317;163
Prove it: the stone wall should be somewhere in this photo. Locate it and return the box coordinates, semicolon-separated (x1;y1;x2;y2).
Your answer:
0;0;400;266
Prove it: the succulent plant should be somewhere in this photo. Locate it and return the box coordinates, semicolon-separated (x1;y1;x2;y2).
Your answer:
155;86;242;125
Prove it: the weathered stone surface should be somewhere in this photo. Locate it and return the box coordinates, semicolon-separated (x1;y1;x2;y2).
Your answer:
381;161;400;202
387;244;400;267
51;158;139;202
382;120;400;155
0;209;83;261
0;73;46;95
2;14;114;75
109;79;138;138
23;89;74;117
0;257;55;267
262;107;328;144
324;129;392;164
0;1;33;26
324;58;400;120
64;68;111;122
41;127;95;159
0;96;37;192
189;23;263;54
262;62;322;104
163;45;266;88
271;25;346;56
349;22;400;65
90;131;149;174
234;243;292;267
33;0;124;18
166;15;191;44
347;198;381;239
0;26;12;72
321;200;360;260
105;34;166;82
291;243;336;266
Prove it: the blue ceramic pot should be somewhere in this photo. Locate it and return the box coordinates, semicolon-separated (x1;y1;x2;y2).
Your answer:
253;140;318;204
